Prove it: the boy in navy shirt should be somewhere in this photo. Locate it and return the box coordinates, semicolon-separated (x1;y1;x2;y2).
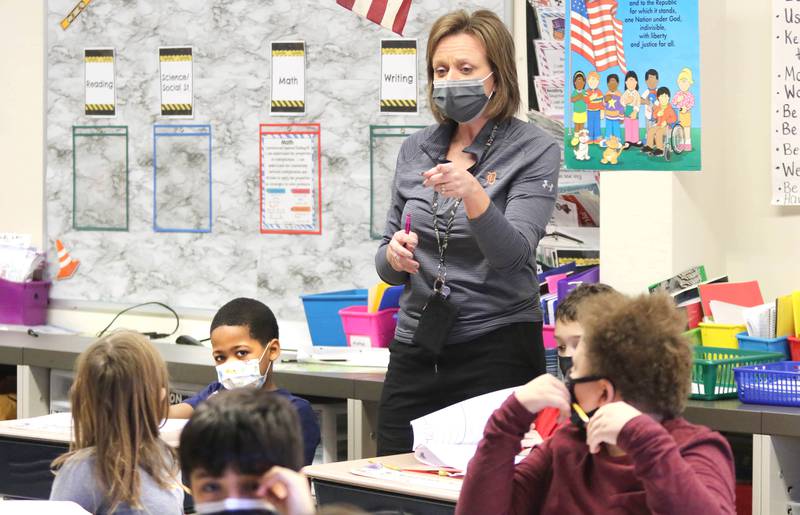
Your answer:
170;298;320;466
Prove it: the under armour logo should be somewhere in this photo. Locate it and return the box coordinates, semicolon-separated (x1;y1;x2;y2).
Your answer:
542;180;554;192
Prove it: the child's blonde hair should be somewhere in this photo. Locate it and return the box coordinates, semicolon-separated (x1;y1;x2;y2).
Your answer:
677;67;694;85
52;330;178;512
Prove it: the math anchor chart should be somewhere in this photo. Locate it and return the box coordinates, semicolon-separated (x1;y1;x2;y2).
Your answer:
773;1;800;205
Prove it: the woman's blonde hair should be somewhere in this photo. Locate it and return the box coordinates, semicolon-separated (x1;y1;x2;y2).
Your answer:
426;10;520;123
52;330;178;512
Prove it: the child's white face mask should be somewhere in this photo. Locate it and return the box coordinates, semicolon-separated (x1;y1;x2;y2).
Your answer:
215;345;271;390
193;497;273;514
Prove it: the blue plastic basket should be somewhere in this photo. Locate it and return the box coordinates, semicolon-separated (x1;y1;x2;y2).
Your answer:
734;361;800;407
300;289;368;346
736;332;790;359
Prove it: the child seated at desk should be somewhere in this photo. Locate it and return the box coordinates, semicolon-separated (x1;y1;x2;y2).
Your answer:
169;298;320;465
50;331;184;514
457;293;736;515
179;387;314;515
180;388;365;515
531;283;620;441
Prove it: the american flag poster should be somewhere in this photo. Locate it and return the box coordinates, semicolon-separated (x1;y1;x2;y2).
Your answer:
563;0;700;171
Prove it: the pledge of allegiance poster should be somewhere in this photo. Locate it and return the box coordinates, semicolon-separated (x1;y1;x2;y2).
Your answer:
564;0;700;171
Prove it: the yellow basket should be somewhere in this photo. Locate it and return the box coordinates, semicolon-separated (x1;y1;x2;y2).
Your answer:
698;322;746;349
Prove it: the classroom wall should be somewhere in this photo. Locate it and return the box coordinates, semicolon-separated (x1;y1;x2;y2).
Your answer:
601;0;794;298
721;0;800;301
42;0;505;319
0;0;45;249
8;1;795;329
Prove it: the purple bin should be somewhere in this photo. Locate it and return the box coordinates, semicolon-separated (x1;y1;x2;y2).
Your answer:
0;277;50;325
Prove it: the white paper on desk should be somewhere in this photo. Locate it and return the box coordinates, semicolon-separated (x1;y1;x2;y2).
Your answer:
1;411;73;434
708;300;747;325
349;464;463;493
298;346;390;368
1;412;188;445
410;387;516;470
414;443;478;471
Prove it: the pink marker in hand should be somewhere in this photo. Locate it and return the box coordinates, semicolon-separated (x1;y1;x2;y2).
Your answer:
405;213;412;234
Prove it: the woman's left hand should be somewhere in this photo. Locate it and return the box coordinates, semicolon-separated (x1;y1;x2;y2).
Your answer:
422;163;480;200
585;401;642;454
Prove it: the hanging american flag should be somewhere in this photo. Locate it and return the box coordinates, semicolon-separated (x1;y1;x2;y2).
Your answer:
336;0;412;36
570;0;627;73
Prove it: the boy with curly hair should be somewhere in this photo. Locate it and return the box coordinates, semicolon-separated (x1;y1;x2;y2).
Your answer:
457;293;736;514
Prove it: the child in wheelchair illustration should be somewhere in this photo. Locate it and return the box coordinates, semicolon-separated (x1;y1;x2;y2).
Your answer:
641;86;687;161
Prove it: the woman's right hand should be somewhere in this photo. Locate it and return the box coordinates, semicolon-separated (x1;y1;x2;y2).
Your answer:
387;230;419;274
514;374;571;418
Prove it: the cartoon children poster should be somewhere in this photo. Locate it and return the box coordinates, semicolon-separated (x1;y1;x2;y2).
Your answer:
564;0;700;171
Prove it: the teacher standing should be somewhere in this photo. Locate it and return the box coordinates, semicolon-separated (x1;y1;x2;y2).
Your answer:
374;9;560;456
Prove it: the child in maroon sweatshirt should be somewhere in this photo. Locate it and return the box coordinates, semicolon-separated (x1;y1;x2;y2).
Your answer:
457;293;736;515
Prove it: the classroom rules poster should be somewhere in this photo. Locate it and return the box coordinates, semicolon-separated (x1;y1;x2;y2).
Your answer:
564;0;700;171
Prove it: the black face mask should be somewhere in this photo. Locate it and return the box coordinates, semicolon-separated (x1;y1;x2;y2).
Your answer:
565;373;607;429
557;356;573;379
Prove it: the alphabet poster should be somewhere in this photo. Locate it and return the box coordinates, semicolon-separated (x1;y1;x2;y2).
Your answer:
773;0;800;205
159;46;193;117
84;48;115;117
380;39;418;114
271;42;306;115
564;0;700;171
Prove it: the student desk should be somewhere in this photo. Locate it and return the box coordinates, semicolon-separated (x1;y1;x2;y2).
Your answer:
0;414;184;503
304;454;459;515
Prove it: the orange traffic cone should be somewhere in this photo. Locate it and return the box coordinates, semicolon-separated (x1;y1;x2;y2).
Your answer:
55;239;79;280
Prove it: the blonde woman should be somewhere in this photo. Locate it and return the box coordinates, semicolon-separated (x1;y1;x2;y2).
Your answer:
50;331;183;514
375;9;559;455
673;67;695;151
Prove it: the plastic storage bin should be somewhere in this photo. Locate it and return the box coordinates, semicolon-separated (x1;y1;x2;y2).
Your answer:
734;361;800;407
542;324;556;350
736;332;790;359
690;346;784;400
300;289;368;346
698;322;747;349
683;327;702;346
789;336;800;361
0;278;50;326
338;305;398;349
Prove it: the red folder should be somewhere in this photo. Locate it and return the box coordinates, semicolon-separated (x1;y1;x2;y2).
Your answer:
698;281;764;318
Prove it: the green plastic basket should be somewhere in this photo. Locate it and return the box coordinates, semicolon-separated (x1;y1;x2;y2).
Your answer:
691;346;784;400
683;327;702;346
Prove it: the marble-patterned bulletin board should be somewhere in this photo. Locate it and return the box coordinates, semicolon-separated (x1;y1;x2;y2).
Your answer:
46;0;505;318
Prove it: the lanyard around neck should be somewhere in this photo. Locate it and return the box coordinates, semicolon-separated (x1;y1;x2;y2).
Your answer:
431;123;498;292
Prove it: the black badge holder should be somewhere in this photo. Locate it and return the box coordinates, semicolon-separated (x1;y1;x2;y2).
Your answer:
412;279;460;357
